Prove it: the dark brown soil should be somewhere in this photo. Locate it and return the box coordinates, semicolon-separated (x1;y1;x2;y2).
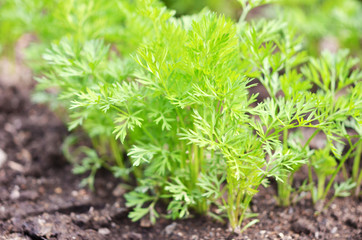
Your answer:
0;81;361;240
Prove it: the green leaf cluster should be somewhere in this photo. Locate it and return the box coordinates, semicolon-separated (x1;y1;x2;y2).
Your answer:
1;0;361;232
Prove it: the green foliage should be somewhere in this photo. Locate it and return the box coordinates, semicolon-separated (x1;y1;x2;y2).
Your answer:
72;147;103;190
1;0;361;233
275;0;362;60
163;0;362;62
311;148;336;202
161;0;240;17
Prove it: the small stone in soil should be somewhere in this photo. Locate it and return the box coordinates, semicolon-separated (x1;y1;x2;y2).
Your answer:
10;186;20;200
54;187;63;194
164;222;178;236
191;234;198;240
98;228;111;235
0;148;7;168
8;161;24;172
288;207;294;214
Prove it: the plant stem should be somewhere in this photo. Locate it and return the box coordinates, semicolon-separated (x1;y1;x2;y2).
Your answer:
352;142;362;182
341;164;349;180
277;174;291;206
277;128;291;206
180;140;186;169
175;109;187;174
238;194;253;228
199;146;204;173
317;174;325;201
304;129;321;150
133;166;142;182
191;143;207;214
283;128;288;150
322;139;361;200
110;137;124;168
355;169;362;197
227;180;237;230
304;129;321;197
142;127;158;145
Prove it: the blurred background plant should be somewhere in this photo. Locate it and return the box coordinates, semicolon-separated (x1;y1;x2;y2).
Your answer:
161;0;362;60
161;0;240;17
1;0;361;59
275;0;362;61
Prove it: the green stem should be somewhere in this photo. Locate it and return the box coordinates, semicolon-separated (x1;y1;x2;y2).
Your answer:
133;166;143;183
317;174;325;201
91;137;99;152
303;129;321;150
322;139;361;200
341;164;348;180
100;136;109;156
355;169;362;197
277;174;291;206
277;129;291;206
237;5;251;27
143;127;158;145
176;110;187;170
175;108;186;128
199;146;204;173
352;142;362;182
110;104;128;116
176;107;187;171
235;187;243;222
228;182;237;230
110;137;124;168
238;194;253;228
192;143;199;186
304;129;321;195
180;140;186;169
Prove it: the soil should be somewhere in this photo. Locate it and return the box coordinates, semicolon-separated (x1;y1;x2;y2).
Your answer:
0;75;361;239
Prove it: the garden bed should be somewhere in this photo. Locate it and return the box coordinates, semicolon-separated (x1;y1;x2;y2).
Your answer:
0;81;361;240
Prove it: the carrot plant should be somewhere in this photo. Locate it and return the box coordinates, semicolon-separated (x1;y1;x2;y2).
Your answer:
302;50;362;205
130;0;327;230
240;17;362;206
348;84;362;196
1;0;361;233
33;0;158;188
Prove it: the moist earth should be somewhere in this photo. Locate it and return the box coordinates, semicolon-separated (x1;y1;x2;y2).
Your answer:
0;82;361;240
